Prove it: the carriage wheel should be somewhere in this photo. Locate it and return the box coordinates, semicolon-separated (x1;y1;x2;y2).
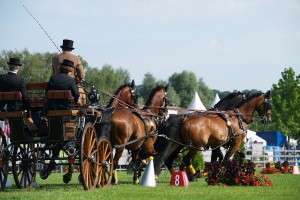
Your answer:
0;137;9;191
80;122;99;190
12;143;37;189
97;136;113;189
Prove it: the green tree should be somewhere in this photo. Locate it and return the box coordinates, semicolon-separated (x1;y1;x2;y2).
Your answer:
197;78;214;108
271;67;300;144
169;71;198;107
138;73;157;104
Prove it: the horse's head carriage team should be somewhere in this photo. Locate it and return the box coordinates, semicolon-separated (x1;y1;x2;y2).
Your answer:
0;39;272;188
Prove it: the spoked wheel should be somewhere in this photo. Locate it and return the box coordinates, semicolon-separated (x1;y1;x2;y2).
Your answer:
80;122;99;190
0;134;9;191
12;143;37;189
97;136;113;189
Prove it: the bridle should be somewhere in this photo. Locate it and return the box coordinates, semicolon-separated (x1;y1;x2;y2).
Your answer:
258;98;272;124
130;87;138;108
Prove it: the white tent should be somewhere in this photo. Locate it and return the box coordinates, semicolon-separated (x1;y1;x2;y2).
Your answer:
184;91;206;114
246;130;267;146
210;93;220;108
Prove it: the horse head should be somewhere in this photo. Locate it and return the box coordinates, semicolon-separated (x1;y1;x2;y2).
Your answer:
257;90;272;124
143;84;169;118
108;79;138;107
237;90;272;124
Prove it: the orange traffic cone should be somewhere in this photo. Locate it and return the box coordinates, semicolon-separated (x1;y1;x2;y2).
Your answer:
139;156;156;187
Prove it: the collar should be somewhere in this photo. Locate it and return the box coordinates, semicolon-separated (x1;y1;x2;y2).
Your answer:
9;71;17;74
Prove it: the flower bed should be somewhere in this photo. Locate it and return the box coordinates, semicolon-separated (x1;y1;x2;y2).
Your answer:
204;159;272;186
261;161;293;174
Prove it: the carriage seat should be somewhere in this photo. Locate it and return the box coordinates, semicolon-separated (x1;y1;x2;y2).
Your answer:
26;82;48;109
46;90;79;117
0;91;25;118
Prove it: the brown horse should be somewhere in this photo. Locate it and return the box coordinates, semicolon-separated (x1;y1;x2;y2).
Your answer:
98;84;169;184
154;90;271;181
39;80;138;182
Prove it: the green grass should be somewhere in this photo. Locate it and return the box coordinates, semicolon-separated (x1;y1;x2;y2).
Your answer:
1;170;300;200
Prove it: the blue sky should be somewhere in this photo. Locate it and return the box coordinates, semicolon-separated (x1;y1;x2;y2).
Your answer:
1;0;299;92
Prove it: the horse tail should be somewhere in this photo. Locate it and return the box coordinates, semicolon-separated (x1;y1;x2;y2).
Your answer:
96;107;114;138
154;114;183;175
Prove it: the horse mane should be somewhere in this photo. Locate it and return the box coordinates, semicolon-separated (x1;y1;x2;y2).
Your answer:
144;85;164;107
213;91;244;108
107;83;131;106
236;91;263;107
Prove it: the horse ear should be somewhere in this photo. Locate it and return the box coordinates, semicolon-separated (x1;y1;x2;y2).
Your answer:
265;90;271;99
131;79;135;88
165;83;169;92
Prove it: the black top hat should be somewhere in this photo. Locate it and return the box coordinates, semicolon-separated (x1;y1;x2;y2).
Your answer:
60;39;75;50
61;59;75;68
7;58;22;66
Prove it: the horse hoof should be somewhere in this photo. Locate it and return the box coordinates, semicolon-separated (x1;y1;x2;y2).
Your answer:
63;173;72;184
78;174;83;185
111;182;119;186
196;170;203;178
188;174;198;182
133;179;140;185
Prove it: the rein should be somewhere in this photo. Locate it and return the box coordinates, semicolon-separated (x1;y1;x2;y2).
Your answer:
114;131;157;149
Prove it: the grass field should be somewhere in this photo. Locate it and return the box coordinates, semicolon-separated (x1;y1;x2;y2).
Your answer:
1;169;300;200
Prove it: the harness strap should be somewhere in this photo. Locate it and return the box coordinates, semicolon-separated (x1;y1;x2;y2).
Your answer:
114;131;157;149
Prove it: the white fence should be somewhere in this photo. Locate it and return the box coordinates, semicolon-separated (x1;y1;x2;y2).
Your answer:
202;146;300;167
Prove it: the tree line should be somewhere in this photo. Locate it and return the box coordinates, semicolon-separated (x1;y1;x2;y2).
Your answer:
1;49;299;143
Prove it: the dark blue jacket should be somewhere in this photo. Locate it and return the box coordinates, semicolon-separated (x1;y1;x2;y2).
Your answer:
0;72;30;111
46;73;80;111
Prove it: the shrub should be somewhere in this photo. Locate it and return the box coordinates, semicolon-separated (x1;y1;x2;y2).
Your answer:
261;161;293;174
204;159;272;186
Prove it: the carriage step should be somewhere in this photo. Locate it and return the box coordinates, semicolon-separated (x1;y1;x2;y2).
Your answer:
47;110;79;117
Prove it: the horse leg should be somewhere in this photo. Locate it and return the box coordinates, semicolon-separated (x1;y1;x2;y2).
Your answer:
211;147;224;162
223;134;246;161
182;149;199;182
131;150;141;185
112;147;124;185
165;147;182;175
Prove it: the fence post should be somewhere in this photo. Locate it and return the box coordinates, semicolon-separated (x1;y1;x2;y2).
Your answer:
294;145;296;166
262;146;265;167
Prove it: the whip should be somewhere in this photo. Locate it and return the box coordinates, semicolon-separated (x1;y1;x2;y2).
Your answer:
17;0;61;53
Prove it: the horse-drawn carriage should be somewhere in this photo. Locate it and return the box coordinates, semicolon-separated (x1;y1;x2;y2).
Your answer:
0;81;115;191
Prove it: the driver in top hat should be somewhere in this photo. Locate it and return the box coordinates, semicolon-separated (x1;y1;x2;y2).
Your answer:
52;39;85;84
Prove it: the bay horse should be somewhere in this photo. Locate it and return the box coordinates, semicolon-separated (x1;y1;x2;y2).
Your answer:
39;80;138;182
98;84;169;185
154;90;271;181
